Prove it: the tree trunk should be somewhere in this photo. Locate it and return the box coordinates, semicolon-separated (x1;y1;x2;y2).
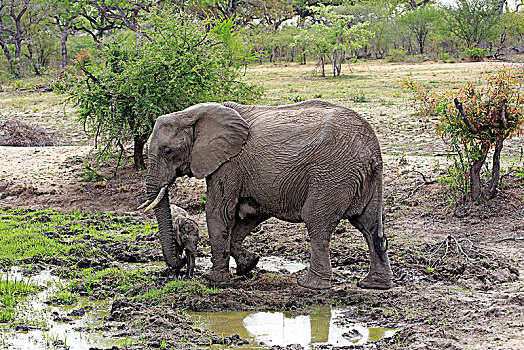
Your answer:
470;155;487;201
133;134;147;170
321;56;325;77
59;28;68;69
332;51;337;77
337;51;344;76
488;136;504;198
24;44;40;75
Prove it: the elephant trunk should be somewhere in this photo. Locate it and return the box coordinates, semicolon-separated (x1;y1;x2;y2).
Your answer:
146;162;184;270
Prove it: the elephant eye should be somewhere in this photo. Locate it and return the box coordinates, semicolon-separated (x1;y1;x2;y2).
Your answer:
165;148;173;156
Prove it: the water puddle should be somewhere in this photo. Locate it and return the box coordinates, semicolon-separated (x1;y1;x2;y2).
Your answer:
1;267;127;350
197;253;307;274
190;307;396;349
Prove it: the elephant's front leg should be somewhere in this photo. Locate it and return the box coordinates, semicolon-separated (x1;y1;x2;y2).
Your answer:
201;180;240;283
231;215;267;276
202;212;233;283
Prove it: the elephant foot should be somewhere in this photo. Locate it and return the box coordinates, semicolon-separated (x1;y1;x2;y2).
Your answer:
297;269;332;290
358;271;392;290
235;254;259;276
166;267;183;280
202;269;231;283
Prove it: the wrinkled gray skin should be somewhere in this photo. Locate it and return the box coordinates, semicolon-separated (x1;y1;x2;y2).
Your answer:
145;100;392;290
171;213;199;278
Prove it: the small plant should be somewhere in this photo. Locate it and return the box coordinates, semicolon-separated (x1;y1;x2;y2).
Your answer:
199;194;207;206
397;153;408;165
0;276;39;322
47;285;78;305
350;89;369;103
403;67;524;202
293;95;304;103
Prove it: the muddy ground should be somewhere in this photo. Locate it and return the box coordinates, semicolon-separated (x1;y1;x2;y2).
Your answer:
1;63;524;350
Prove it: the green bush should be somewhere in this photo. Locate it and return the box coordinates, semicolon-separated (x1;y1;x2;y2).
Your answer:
388;48;408;62
465;47;487;61
61;10;262;171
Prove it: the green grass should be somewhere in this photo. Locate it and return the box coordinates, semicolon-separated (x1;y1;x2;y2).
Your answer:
0;276;40;322
135;279;220;303
47;284;78;305
0;207;156;264
70;267;157;298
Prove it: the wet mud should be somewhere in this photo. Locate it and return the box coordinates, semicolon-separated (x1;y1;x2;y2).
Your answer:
1;174;523;349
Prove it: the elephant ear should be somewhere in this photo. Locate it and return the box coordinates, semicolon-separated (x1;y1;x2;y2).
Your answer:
188;103;249;179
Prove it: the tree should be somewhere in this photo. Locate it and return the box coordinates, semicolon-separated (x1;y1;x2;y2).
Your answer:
404;68;524;202
0;0;49;74
51;0;79;69
64;10;261;170
399;6;438;54
442;0;500;48
308;4;373;76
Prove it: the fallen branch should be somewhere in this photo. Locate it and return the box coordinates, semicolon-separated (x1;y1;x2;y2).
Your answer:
496;237;524;243
426;234;472;267
400;170;436;201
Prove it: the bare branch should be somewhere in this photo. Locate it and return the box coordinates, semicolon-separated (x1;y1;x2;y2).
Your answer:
500;98;508;129
454;98;478;134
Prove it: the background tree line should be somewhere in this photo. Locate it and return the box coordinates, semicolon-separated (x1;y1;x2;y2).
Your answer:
1;0;523;80
2;0;523;176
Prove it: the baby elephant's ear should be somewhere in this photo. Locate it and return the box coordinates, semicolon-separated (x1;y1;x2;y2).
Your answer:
189;104;249;179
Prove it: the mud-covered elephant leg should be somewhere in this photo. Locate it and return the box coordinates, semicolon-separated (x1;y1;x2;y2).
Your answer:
350;195;392;289
202;177;241;284
298;198;341;289
202;209;233;283
298;222;335;290
231;215;268;276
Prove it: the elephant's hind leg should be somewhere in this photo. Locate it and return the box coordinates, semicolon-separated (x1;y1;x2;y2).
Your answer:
231;215;267;275
349;197;392;290
298;200;341;290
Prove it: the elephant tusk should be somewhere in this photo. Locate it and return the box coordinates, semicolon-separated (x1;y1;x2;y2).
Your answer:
144;186;167;213
136;199;152;210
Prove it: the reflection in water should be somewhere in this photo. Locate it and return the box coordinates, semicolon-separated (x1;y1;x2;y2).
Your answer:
190;307;396;349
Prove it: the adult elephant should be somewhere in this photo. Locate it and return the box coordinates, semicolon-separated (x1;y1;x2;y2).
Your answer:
143;100;392;290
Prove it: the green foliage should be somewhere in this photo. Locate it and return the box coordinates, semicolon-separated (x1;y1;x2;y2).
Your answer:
0;207;156;263
403;67;524;202
307;4;374;76
135;279;220;302
465;47;487;61
388;48;408;62
61;8;262;170
441;0;499;48
398;6;439;55
47;284;78;305
350;89;369;103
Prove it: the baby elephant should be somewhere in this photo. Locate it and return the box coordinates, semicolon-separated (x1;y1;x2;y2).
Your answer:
170;205;199;278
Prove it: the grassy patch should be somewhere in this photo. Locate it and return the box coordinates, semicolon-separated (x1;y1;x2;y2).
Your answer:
69;267;158;299
135;279;220;303
0;276;40;322
46;284;78;305
0;207;156;264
